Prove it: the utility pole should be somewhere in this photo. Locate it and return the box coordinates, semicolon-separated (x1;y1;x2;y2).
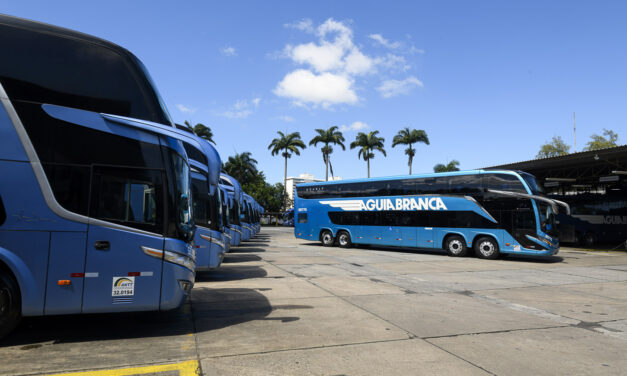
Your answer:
573;111;577;153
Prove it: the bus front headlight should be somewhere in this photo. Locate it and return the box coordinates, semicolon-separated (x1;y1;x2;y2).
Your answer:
164;250;195;271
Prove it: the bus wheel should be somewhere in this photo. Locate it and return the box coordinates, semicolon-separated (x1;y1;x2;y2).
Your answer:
0;271;21;339
445;235;468;257
337;231;352;248
320;230;334;247
475;237;500;259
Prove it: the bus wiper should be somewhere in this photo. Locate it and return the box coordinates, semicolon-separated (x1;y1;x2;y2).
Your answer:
487;189;571;215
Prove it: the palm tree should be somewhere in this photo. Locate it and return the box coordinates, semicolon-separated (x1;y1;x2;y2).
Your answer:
185;120;215;144
434;160;460;172
309;126;345;181
392;127;429;174
224;152;258;184
268;131;306;208
350;131;386;178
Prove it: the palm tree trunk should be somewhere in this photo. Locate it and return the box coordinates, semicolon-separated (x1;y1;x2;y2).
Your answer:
284;153;288;209
325;152;329;181
409;142;413;175
367;158;370;178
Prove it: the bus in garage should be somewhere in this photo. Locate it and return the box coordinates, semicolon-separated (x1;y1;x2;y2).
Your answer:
294;170;569;259
0;15;195;337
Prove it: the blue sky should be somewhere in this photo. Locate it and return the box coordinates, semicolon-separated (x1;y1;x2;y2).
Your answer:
3;1;626;183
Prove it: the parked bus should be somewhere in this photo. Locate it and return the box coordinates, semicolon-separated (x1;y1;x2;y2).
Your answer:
220;174;246;243
294;170;569;258
177;128;227;270
0;15;195;337
242;193;257;238
283;208;295;227
219;185;233;248
550;188;627;247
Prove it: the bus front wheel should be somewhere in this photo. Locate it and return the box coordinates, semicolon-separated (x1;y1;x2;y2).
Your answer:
337;231;352;248
320;230;334;247
445;235;468;257
475;237;500;259
0;271;21;339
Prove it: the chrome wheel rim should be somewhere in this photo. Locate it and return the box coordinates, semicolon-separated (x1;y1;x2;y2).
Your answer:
449;240;463;254
339;235;348;246
479;241;495;256
323;233;332;244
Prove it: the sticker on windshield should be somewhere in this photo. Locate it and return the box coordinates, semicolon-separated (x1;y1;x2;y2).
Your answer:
112;277;135;297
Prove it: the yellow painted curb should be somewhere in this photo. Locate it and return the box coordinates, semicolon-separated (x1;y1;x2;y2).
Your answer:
45;359;199;376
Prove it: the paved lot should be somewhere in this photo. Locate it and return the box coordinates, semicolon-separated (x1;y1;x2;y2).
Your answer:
2;227;627;375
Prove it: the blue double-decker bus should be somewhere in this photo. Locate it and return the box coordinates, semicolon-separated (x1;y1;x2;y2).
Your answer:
220;174;245;244
177;130;227;270
294;170;569;258
0;15;196;337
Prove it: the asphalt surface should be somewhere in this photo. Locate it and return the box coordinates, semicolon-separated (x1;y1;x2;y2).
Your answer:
2;227;627;375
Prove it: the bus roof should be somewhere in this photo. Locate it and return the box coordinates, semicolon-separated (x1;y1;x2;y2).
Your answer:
296;169;525;187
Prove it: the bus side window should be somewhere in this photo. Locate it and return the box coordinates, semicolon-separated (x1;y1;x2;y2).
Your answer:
0;194;5;226
90;167;164;234
485;174;526;193
297;213;308;223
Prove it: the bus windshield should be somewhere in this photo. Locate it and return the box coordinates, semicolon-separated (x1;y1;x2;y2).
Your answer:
171;151;193;241
521;173;544;195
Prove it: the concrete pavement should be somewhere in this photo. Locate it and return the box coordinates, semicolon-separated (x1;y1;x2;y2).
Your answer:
2;227;627;375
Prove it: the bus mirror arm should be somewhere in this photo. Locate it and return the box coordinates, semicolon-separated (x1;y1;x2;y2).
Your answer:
487;189;571;215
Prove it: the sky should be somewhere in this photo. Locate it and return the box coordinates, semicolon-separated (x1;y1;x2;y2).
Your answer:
3;0;626;184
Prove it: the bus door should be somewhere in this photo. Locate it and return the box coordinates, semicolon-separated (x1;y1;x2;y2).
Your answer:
82;166;165;313
381;212;401;246
414;211;434;248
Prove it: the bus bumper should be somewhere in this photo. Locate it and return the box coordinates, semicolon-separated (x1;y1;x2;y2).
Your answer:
160;262;194;311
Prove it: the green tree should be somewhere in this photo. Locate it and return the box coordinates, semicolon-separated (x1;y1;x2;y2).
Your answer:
240;170;286;212
184;121;215;144
433;160;460;173
223;152;258;185
268;131;306;207
536;136;570;158
350;131;386;178
309;126;346;181
391;127;430;174
584;129;619;151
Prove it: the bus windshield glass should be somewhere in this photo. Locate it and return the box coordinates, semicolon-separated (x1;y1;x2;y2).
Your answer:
171;151;193;240
521;173;544;195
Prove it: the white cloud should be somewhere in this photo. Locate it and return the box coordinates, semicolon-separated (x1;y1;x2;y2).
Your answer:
339;121;369;132
274;69;357;108
276;18;425;107
221;46;237;56
176;104;196;114
377;76;424;98
276;115;295;122
220;98;259;119
369;34;401;49
284;19;315;33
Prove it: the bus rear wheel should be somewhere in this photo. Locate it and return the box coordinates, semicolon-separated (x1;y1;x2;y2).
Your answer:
445;235;468;257
320;230;334;247
337;231;352;248
475;237;500;259
0;271;21;339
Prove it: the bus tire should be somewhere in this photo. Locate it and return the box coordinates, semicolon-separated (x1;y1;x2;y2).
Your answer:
445;235;468;257
320;230;334;247
0;271;21;339
337;231;352;248
474;236;500;259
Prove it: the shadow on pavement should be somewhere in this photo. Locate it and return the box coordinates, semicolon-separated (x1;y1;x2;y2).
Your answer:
0;288;281;347
222;253;263;263
192;288;309;330
229;246;266;253
299;242;564;263
196;264;269;282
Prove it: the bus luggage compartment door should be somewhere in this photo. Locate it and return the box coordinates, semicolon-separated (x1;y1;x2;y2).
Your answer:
417;227;434;248
82;225;164;313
